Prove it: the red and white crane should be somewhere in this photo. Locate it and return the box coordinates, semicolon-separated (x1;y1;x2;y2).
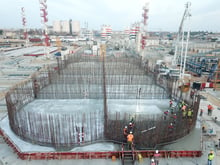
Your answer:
39;0;50;58
21;7;28;47
140;2;149;55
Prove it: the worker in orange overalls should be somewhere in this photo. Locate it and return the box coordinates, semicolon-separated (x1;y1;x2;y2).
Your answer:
127;131;134;149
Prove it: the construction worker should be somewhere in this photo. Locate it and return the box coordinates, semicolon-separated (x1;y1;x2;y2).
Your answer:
154;150;160;165
179;100;185;110
170;106;175;114
123;126;128;139
127;131;134;150
33;79;39;98
169;99;173;107
128;122;134;132
138;87;141;98
172;113;177;123
214;117;218;123
207;150;214;165
202;125;207;133
164;110;169;115
199;109;204;117
181;104;187;112
163;113;167;120
182;110;187;119
190;89;195;98
168;123;174;133
187;108;193;119
150;158;156;165
207;104;213;116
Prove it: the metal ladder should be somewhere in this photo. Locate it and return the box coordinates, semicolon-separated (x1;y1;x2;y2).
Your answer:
121;144;135;165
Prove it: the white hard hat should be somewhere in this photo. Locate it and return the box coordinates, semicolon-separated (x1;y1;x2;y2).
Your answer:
130;131;132;134
125;126;127;128
151;159;154;162
156;150;158;154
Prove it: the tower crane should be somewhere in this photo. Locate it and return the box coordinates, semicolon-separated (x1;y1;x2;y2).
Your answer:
21;7;28;47
140;2;149;57
172;2;191;80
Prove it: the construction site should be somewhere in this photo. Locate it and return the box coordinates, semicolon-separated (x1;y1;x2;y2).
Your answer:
0;42;202;161
1;1;220;165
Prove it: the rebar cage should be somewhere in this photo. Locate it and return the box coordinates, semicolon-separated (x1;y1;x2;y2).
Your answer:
5;51;199;150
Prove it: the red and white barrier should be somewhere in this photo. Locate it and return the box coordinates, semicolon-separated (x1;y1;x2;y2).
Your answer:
200;82;214;89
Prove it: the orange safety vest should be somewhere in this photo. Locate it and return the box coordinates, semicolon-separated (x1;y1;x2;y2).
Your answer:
127;134;134;142
208;105;213;110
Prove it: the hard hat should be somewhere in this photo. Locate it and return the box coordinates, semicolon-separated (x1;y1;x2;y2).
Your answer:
125;126;127;128
151;159;154;162
129;122;132;125
130;131;132;134
155;150;158;154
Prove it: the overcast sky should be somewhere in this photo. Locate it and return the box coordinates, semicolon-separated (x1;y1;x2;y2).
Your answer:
0;0;219;32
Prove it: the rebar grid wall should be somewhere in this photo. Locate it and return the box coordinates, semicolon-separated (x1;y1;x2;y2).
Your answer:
5;51;199;150
36;55;167;100
106;96;200;149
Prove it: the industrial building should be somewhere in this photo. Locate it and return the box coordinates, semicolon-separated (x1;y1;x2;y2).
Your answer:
53;20;80;35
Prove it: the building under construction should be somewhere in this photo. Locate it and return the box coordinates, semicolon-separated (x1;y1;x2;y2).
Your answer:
4;45;200;153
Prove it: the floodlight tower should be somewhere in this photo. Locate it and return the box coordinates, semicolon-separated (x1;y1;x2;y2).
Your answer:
140;2;149;57
39;0;50;58
21;7;28;47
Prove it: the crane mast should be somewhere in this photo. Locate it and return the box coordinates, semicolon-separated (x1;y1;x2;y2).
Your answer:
172;2;191;80
39;0;50;59
21;7;28;47
140;2;149;57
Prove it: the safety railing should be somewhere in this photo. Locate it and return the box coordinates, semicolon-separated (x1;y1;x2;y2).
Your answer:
0;128;203;160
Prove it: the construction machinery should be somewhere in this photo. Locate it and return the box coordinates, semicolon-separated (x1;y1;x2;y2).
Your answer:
172;2;191;80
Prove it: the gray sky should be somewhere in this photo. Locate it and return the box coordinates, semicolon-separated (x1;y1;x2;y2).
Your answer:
0;0;219;32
